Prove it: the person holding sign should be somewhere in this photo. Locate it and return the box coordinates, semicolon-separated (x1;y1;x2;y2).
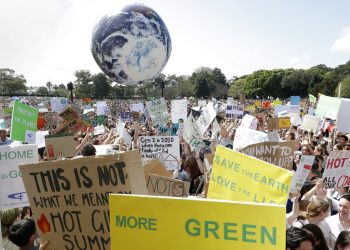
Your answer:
0;128;12;145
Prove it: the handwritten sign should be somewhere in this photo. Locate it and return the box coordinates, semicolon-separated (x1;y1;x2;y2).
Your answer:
119;112;133;123
10;101;39;142
50;98;68;113
0;144;38;209
110;194;286;250
146;98;169;125
139;136;180;170
196;102;216;135
208;146;293;205
171;99;188;122
268;117;291;130
56;107;85;135
322;151;350;189
289;155;315;193
232;126;268;151
183;115;206;151
19;151;144;250
44;112;58;130
300;115;321;132
131;103;144;112
240;141;295;170
146;174;190;197
315;94;341;119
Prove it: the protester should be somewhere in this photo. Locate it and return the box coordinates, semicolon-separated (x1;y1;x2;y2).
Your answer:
1;208;20;250
334;231;350;250
8;218;48;250
286;227;315;250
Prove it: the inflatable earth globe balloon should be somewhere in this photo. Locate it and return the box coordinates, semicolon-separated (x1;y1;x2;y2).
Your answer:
91;3;172;85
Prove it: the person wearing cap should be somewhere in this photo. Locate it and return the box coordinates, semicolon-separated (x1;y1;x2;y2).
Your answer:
0;128;13;146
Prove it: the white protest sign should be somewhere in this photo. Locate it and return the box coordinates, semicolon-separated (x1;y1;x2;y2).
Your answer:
35;130;49;148
50;98;68;113
267;130;280;142
288;113;302;126
240;114;258;129
323;151;350;189
96;101;109;115
176;123;185;137
337;99;350;133
198;100;206;107
232;126;268;151
117;122;125;137
139;136;180;170
122;129;132;148
315;94;341;119
290;155;315;193
131;103;144;112
196;102;216;135
183;115;206;151
94;144;120;155
171;99;188;122
119;112;133;123
300;115;321;132
25;130;36;144
94;125;105;135
274;105;300;116
146;98;169;125
0;144;38;209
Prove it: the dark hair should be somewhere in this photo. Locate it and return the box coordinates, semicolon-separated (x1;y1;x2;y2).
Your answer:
334;231;350;250
183;156;201;180
340;194;350;202
286;227;315;249
339;135;349;142
8;218;36;247
302;224;328;250
81;143;96;156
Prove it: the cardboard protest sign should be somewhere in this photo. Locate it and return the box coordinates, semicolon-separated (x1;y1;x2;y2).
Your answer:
171;99;188;122
315;94;341;120
268;117;291;130
232;126;268;151
19;151;144;250
44;112;58;130
290;96;300;105
183;115;206;151
56;107;86;135
10;101;39;142
323;151;350;189
289;155;315;193
50;98;68;113
146;174;190;197
0;144;38;209
208;146;293;205
144;159;172;181
300;114;321;132
196;102;216;135
337;99;350;133
146;98;169;125
119;112;133;123
45;135;76;160
110;194;286;250
139;136;180;170
240;141;295;170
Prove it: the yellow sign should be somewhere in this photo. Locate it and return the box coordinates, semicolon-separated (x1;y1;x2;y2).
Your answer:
109;194;286;250
278;117;291;129
207;146;292;205
244;105;255;112
255;100;261;107
272;100;282;107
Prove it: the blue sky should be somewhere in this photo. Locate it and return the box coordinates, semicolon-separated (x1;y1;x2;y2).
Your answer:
0;0;349;86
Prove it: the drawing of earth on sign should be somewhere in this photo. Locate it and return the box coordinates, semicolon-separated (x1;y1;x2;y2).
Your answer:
91;3;172;85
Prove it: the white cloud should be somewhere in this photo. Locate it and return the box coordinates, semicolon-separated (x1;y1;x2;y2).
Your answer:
331;27;350;52
288;53;311;68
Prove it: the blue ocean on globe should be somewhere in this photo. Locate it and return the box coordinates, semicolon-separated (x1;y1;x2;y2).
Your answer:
91;3;172;85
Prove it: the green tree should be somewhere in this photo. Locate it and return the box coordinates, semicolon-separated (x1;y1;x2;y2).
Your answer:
335;76;350;98
124;85;135;99
0;68;27;95
46;81;52;94
93;73;111;99
36;86;49;96
193;71;211;98
74;70;93;98
112;85;125;99
229;77;247;98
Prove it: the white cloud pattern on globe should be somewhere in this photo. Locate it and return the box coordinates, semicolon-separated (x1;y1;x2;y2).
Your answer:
91;3;172;85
